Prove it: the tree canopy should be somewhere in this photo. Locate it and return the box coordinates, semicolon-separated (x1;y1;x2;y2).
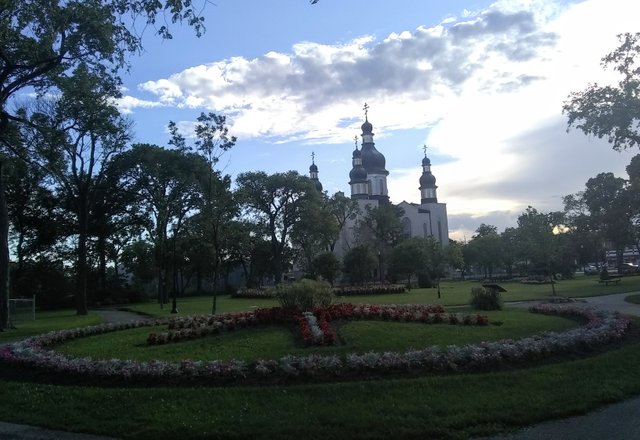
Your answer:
563;32;640;151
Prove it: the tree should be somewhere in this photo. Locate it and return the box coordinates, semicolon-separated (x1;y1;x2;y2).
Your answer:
582;173;633;270
0;0;208;328
388;237;425;289
16;66;131;315
325;191;359;252
464;224;503;279
517;207;564;294
563;32;640;151
113;144;205;307
236;171;319;284
342;245;377;285
311;252;341;286
291;195;338;273
355;204;405;282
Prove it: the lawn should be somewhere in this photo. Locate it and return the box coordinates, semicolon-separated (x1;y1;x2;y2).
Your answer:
1;280;639;439
56;309;576;362
0;310;102;343
1;324;640;440
125;275;640;318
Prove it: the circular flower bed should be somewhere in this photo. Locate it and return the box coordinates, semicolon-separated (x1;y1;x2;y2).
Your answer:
0;304;629;385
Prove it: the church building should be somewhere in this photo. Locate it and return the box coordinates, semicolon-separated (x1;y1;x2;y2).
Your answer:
309;105;449;258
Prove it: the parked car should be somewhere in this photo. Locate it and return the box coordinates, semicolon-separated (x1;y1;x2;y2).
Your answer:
620;263;639;274
583;265;599;275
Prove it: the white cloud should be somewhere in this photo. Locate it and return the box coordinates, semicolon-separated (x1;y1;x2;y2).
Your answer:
125;0;640;235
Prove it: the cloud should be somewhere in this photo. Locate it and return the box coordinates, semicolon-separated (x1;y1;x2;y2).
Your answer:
130;4;559;143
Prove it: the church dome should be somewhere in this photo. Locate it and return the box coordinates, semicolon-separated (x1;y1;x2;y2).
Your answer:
361;119;373;134
313;179;323;192
352;148;362;159
361;146;387;174
422;156;431;166
420;172;436;187
309;163;318;173
349;165;367;182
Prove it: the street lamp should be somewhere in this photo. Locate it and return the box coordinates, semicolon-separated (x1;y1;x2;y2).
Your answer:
377;250;383;284
170;223;178;314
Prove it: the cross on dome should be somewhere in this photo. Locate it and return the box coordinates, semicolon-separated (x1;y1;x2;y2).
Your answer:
363;102;369;120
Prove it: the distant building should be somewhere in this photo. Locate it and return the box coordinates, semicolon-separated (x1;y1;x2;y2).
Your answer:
308;105;449;258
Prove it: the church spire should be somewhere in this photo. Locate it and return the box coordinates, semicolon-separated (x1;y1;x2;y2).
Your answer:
419;144;438;203
349;135;368;199
309;151;323;192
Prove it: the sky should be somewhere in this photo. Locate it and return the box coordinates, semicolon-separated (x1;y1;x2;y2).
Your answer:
117;0;640;241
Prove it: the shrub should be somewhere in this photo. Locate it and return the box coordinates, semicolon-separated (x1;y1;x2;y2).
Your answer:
470;286;502;310
275;279;335;311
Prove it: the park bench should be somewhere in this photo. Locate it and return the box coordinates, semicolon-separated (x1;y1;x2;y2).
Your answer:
598;277;621;286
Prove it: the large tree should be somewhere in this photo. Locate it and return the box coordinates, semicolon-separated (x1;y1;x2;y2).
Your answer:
169;112;236;313
236;171;319;284
563;32;640;151
0;0;208;328
17;66;131;315
112;144;205;307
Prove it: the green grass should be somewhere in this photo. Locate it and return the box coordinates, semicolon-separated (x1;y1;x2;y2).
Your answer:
2;330;640;440
0;310;102;343
126;276;640;318
56;310;576;362
625;294;640;304
1;286;639;439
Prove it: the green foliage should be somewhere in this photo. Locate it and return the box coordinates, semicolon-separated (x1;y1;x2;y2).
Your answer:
417;271;433;288
342;245;377;284
312;252;341;286
564;32;640;151
470;286;503;310
275;278;334;311
236;170;320;283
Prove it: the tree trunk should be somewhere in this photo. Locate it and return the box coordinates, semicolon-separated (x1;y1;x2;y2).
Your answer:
0;160;10;330
76;194;89;315
97;234;107;290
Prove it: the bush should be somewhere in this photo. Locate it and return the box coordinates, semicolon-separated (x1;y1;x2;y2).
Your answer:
470;286;502;310
275;279;335;311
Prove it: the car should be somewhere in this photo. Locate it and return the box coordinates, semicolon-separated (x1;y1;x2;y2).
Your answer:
583;265;599;275
620;263;639;274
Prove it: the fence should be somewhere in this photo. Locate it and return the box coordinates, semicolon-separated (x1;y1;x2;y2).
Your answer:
9;296;36;323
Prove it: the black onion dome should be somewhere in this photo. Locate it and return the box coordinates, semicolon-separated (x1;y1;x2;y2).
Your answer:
361;119;373;134
420;172;436;187
309;163;318;173
361;146;387;174
422;156;431;166
352;148;362;159
314;179;323;192
349;165;367;182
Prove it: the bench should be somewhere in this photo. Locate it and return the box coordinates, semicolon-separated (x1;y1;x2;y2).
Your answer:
598;277;621;286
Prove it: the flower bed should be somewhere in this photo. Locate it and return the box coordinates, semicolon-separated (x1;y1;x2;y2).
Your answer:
231;288;275;299
333;284;407;296
0;304;629;385
149;304;483;346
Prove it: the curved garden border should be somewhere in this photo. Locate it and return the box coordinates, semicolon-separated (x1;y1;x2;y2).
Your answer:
0;304;630;385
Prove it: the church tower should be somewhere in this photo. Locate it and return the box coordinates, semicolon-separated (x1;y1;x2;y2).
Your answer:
359;103;389;205
349;136;368;199
309;152;323;192
419;146;438;203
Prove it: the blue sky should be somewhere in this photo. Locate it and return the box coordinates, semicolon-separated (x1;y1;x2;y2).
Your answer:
118;0;639;240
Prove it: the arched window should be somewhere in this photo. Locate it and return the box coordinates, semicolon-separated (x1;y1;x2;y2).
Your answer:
402;217;412;237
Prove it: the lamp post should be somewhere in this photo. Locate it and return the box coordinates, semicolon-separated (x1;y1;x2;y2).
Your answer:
170;223;178;314
377;250;383;284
